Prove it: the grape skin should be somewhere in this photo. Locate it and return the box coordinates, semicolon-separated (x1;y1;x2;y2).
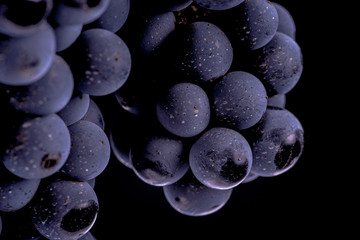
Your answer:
189;127;253;190
156;82;211;138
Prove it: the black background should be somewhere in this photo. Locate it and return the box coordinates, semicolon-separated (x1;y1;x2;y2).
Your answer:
90;0;350;239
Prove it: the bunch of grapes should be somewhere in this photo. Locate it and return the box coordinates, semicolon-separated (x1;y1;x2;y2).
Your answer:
0;0;304;239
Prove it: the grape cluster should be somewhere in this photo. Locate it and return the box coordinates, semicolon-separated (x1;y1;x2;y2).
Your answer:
0;0;304;239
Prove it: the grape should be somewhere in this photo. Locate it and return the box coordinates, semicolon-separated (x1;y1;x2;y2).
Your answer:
0;23;56;86
130;134;189;186
211;71;268;130
247;32;303;96
89;0;130;33
80;98;105;130
140;12;176;55
57;91;90;126
212;0;278;50
53;23;83;52
51;0;110;25
175;21;233;83
60;120;111;181
194;0;244;10
31;180;99;240
156;82;210;138
189;127;252;189
243;107;304;177
163;170;232;216
273;2;296;39
0;164;40;212
2;55;74;116
267;93;286;108
0;0;53;37
1;114;71;180
72;28;132;96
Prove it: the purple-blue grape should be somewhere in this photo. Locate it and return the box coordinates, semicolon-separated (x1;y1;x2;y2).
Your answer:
73;28;131;96
189;127;252;189
247;32;303;95
211;71;268;130
140;12;176;55
51;0;110;25
57;91;90;126
53;23;83;52
130;134;189;186
215;0;278;50
0;164;40;212
175;21;233;83
244;107;304;177
267;93;286;108
163;170;232;216
0;0;53;37
1;114;71;180
194;0;244;10
60;120;110;181
273;2;296;39
156;82;210;138
0;23;56;86
31;180;99;240
2;55;74;116
80;98;105;130
89;0;130;33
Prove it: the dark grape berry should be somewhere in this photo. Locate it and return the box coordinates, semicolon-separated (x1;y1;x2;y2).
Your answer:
0;0;53;37
273;2;296;39
130;135;189;186
163;170;232;216
60;120;111;181
1;114;71;180
54;23;83;52
57;91;90;126
51;0;110;25
189;127;252;189
74;28;132;96
81;98;105;130
211;71;268;130
0;23;56;86
31;180;99;240
0;164;40;212
2;55;74;116
140;12;176;55
194;0;244;10
247;32;303;96
244;108;304;177
89;0;130;33
175;21;233;83
267;94;286;108
156;82;210;138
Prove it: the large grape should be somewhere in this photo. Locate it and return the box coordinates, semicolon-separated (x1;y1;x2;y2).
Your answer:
72;28;131;96
211;71;268;130
0;0;53;37
1;114;71;180
0;23;56;86
2;55;74;116
60;120;110;181
247;32;303;95
130;134;189;186
163;170;232;216
174;21;233;83
189;127;252;189
31;180;99;240
156;82;210;138
243;107;304;177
